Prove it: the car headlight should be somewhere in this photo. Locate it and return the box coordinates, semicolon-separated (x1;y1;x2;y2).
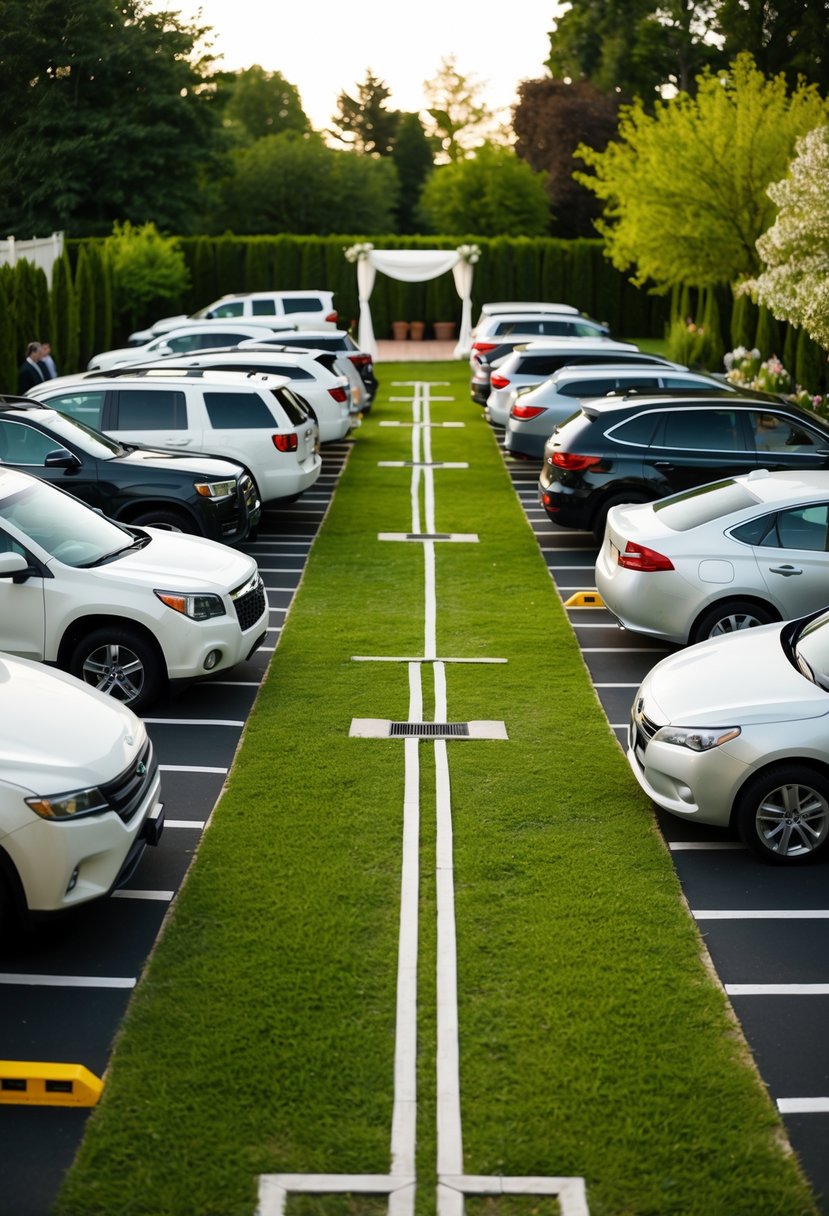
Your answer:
155;591;226;620
652;725;741;751
194;479;237;500
26;787;109;820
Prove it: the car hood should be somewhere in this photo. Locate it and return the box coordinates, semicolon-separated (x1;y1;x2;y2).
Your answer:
643;624;829;726
0;654;146;794
59;530;258;592
116;447;244;478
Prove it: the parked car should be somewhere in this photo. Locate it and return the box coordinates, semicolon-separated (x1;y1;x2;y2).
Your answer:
128;290;338;344
127;348;353;444
596;469;829;644
28;368;321;506
0;652;164;930
504;364;728;459
0;467;269;711
473;301;581;331
471;338;641;408
538;392;829;541
628;606;829;864
238;339;370;416
88;322;297;373
0;397;260;542
245;329;378;402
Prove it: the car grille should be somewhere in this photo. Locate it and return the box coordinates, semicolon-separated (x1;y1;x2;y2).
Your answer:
637;712;660;742
99;738;157;824
232;573;266;632
221;474;257;539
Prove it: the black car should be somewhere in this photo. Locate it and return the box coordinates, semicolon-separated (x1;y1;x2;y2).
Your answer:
0;398;260;543
538;392;829;541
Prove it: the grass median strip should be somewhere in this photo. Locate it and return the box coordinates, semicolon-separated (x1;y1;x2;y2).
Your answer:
55;361;818;1216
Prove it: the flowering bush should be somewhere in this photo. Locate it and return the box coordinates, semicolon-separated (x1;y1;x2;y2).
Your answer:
723;347;828;418
723;346;762;386
344;242;373;263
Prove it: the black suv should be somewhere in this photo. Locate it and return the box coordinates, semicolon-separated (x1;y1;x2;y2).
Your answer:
0;398;260;543
538;392;829;540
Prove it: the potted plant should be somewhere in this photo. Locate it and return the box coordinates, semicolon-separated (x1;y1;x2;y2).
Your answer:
433;321;456;341
409;321;425;340
391;321;409;340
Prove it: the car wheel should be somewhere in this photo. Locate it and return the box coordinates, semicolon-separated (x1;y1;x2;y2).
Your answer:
735;765;829;864
70;625;165;713
691;599;777;644
130;508;193;534
591;495;647;544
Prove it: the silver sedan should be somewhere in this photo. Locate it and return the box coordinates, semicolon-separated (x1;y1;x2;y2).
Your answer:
629;610;829;863
596;469;829;645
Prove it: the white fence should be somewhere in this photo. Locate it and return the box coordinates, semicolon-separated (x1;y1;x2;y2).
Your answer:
0;232;64;286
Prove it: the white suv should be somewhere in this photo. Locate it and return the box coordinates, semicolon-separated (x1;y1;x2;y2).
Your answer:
0;652;164;929
129;290;338;343
28;369;321;505
88;321;297;372
0;467;269;712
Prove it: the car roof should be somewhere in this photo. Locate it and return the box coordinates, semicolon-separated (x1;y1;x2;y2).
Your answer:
480;301;580;316
547;360;693;380
55;367;293;389
579;392;828;420
516;337;636;351
729;469;829;503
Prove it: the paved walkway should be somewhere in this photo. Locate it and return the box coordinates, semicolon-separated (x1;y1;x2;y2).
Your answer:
375;340;459;362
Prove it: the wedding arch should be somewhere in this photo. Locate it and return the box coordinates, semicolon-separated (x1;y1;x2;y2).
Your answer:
344;243;480;360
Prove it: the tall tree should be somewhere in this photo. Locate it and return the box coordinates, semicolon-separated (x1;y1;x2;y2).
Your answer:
512;77;623;237
547;0;721;99
329;70;400;156
575;54;829;290
417;143;549;236
0;0;220;236
422;55;494;162
390;113;435;234
215;65;309;143
715;0;829;93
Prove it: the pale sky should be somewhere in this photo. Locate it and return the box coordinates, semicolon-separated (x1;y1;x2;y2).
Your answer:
152;1;562;131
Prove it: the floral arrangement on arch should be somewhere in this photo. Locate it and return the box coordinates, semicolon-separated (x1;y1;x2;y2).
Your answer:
456;243;481;264
344;242;374;263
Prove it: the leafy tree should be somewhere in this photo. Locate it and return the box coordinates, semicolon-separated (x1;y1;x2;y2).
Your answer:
512;77;623;237
422;55;494;162
391;113;435;234
575;54;829;291
546;0;721;100
0;0;222;237
715;0;829;94
749;125;829;349
103;221;191;338
218;132;399;235
49;250;78;373
215;65;309;143
329;70;399;156
417;143;549;236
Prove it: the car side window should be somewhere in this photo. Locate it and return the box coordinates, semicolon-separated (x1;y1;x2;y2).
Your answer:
607;412;660;446
251;300;277;315
770;505;829;551
564;378;617;397
749;410;821;453
659;409;742;451
203;391;276;429
113;390;187;430
282;298;323;314
0;420;62;465
211;301;244;317
39;390;106;429
663;376;717;390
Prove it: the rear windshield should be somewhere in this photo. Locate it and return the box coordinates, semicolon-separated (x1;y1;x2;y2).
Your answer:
653;479;761;530
274;387;311;426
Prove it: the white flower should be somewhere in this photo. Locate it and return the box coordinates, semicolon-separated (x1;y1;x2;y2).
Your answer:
344;242;374;263
457;243;481;264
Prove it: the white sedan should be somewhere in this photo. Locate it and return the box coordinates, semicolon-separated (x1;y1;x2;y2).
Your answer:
0;468;268;712
596;469;829;645
628;610;829;863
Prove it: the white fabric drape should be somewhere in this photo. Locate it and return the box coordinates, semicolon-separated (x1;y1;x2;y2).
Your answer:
350;248;475;359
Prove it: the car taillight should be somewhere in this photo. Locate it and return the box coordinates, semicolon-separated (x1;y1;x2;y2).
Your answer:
328;387;348;402
473;341;497;353
490;373;510;389
511;404;546;420
617;541;674;572
349;354;372;367
551;452;602;470
325;311;338;323
273;434;298;452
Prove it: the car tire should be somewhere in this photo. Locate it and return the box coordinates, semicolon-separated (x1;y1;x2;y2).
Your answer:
691;599;777;644
735;765;829;864
130;508;193;534
591;495;647;544
70;625;165;713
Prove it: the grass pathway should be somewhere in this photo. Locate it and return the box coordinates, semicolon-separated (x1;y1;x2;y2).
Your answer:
55;363;818;1216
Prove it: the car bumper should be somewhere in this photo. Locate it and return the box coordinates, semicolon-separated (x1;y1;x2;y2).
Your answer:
259;453;321;504
595;542;693;645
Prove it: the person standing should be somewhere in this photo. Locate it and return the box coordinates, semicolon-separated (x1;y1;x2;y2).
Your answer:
17;342;45;392
38;341;58;379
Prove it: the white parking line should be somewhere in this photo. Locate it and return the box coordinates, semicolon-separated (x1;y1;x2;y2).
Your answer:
0;974;135;988
695;910;829;919
111;890;174;902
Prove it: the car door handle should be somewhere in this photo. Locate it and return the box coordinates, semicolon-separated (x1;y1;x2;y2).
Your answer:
653;461;674;468
768;565;803;576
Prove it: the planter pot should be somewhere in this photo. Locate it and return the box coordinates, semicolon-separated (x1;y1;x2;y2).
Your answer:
391;321;409;340
433;321;456;341
409;320;425;341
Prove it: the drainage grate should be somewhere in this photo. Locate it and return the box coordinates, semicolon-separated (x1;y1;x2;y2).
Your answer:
390;722;470;738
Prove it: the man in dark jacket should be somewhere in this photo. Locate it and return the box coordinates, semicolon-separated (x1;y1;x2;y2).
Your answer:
18;342;46;393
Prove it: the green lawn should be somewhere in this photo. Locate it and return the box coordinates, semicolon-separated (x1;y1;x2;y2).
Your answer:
54;360;818;1216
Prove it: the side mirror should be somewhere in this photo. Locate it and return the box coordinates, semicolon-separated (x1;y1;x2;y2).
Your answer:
44;447;81;469
0;552;32;582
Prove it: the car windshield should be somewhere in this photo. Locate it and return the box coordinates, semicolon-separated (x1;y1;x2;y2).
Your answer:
0;478;135;566
37;410;125;459
793;611;829;690
653;479;761;530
